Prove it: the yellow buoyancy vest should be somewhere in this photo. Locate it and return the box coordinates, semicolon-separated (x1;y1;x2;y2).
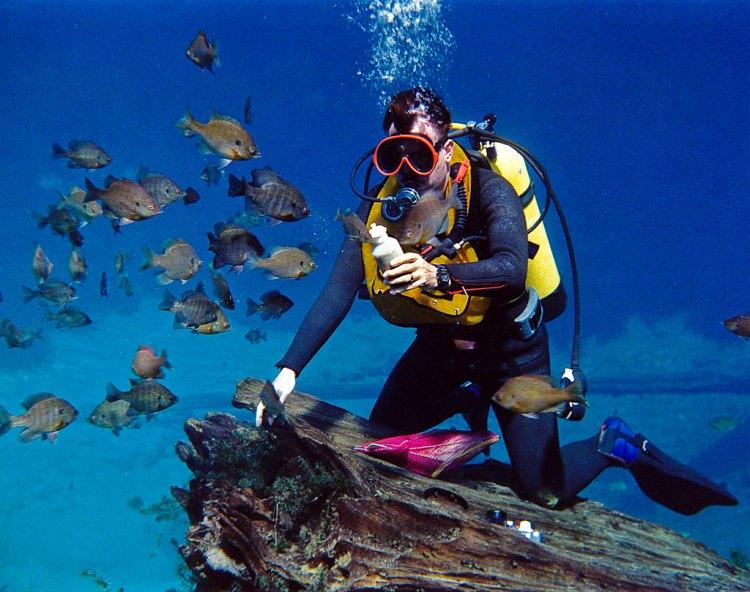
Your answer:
362;142;491;327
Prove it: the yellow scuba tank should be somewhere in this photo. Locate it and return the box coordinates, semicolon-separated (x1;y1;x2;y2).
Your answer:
450;122;567;320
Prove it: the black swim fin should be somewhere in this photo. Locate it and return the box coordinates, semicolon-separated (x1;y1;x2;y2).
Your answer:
598;417;738;515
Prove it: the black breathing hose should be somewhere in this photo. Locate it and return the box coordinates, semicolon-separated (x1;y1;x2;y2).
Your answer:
448;126;582;375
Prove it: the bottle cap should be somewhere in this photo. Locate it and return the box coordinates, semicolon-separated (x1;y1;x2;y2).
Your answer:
517;520;533;533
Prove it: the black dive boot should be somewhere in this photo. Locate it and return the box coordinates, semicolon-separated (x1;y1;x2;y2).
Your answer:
597;417;739;515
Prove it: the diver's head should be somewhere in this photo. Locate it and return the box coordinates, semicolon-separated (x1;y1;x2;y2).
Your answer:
377;87;454;193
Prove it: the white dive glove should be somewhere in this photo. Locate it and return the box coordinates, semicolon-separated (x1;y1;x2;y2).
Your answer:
255;367;297;427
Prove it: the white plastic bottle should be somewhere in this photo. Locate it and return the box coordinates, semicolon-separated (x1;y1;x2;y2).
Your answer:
369;224;404;273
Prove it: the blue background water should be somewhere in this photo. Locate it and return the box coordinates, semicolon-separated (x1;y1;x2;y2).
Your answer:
0;1;748;590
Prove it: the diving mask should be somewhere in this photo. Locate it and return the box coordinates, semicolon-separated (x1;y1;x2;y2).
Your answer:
373;133;446;177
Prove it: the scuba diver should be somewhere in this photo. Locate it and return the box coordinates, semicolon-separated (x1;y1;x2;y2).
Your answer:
257;87;737;515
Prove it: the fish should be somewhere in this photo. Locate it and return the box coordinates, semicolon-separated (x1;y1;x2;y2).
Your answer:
243;96;252;124
244;328;267;344
0;393;78;443
185;30;219;72
141;239;201;285
191;306;230;334
394;190;460;247
43;305;92;328
709;416;739;432
177;110;258;166
492;375;587;417
0;319;41;349
32;244;54;283
59;185;103;222
207;223;264;271
118;273;135;297
34;204;84;246
106;379;178;415
52;140;111;169
99;271;108;297
723;314;750;338
210;269;235;310
336;208;371;243
258;380;286;422
246;290;294;320
68;248;88;283
22;280;77;307
136;166;187;206
251;247;316;279
227;168;310;222
87;399;139;436
131;345;172;379
114;251;129;275
200;165;226;186
84;176;161;227
159;283;219;328
183;186;201;205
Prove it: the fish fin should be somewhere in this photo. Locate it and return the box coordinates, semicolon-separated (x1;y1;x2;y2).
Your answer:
155;370;165;379
18;428;42;443
231;265;244;273
82;177;101;203
217;158;233;169
129;378;142;387
112;427;121;437
21;392;56;410
158;290;177;312
246;297;258;316
522;413;540;420
210;112;241;126
51;143;67;159
157;273;173;286
0;405;10;436
105;382;122;402
262;271;279;280
226;174;246;196
21;286;38;303
176;111;195;136
135;165;151;184
140;246;154;271
197;139;213;155
251;167;282;185
32;212;49;228
126;406;140;418
195;281;207;295
146;413;155;423
46;431;59;445
266;217;282;227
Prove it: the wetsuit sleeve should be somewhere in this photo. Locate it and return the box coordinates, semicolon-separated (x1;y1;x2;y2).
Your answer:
443;168;528;298
275;203;368;375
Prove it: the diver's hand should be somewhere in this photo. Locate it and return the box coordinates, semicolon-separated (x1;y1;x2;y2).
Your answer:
255;367;296;427
382;252;438;294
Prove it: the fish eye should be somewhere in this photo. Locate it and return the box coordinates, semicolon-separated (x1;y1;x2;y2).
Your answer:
135;201;141;206
235;140;243;146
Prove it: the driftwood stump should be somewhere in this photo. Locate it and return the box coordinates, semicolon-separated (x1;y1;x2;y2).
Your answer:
172;378;749;591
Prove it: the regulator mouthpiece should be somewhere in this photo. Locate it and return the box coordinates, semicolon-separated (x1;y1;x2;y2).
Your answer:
381;187;420;222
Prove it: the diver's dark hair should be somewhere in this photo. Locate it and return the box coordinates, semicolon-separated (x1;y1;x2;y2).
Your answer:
382;87;451;140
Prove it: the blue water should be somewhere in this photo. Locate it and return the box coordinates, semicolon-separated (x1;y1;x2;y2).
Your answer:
0;1;748;590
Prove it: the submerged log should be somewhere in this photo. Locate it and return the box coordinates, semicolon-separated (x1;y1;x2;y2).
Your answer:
173;378;749;592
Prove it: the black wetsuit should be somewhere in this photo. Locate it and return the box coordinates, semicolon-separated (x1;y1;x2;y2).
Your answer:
278;166;609;507
277;165;738;513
